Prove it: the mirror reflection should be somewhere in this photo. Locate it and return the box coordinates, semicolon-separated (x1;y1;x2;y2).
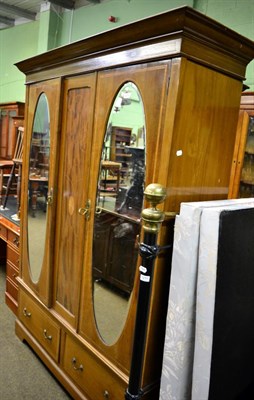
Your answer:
27;93;50;283
92;82;146;344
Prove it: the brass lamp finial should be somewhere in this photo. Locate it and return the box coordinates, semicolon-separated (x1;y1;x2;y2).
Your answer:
142;183;167;233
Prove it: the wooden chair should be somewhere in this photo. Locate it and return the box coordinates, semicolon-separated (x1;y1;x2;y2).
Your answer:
2;126;24;217
0;159;15;206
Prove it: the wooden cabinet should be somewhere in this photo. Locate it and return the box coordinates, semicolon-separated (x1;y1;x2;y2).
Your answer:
15;7;254;400
0;104;25;207
0;215;20;314
229;92;254;199
6;228;20;314
111;126;133;179
0;222;7;240
93;210;139;294
0;102;25;160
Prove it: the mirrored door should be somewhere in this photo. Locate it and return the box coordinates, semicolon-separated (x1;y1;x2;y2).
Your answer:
21;79;61;305
93;82;146;345
79;62;170;373
28;93;50;283
238;114;254;197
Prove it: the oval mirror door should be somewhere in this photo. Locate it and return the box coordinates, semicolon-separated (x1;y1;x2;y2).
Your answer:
27;93;50;283
92;82;146;344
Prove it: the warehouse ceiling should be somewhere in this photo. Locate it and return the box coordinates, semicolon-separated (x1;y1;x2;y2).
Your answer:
0;0;105;30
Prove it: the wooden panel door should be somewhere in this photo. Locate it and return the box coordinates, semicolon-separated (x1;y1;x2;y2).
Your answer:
53;74;97;328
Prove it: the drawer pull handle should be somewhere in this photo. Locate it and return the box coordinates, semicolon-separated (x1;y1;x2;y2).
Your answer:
43;329;52;341
13;237;19;247
71;357;83;372
23;308;31;318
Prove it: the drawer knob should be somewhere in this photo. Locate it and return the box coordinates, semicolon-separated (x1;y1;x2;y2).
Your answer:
43;329;52;341
104;391;110;399
71;357;83;372
23;308;31;318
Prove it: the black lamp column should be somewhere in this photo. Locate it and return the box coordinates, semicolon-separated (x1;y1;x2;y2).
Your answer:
125;183;167;400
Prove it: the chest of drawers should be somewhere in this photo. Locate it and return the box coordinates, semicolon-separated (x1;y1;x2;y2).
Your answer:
0;215;20;314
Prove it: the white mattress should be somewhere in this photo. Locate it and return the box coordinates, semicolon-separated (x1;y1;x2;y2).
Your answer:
160;198;254;400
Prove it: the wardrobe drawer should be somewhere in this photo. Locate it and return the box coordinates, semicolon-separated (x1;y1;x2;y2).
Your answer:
63;334;126;400
8;230;20;249
19;290;60;362
7;245;19;269
6;276;18;302
6;261;18;285
0;224;7;241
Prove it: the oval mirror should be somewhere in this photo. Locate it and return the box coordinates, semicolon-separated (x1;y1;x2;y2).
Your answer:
27;93;50;283
92;82;146;344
